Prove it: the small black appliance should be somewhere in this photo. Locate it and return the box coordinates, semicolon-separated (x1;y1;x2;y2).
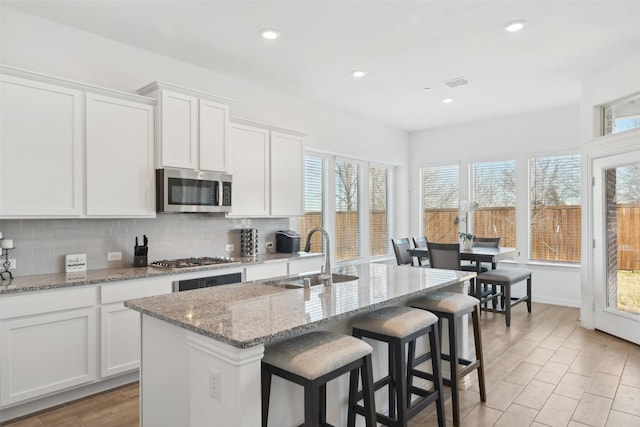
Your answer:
275;230;300;253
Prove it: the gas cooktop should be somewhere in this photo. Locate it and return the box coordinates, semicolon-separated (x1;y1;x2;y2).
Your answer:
150;256;239;269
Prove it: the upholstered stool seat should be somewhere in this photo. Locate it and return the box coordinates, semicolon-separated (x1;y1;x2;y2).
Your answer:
475;267;532;327
410;292;486;427
262;331;376;427
351;306;445;427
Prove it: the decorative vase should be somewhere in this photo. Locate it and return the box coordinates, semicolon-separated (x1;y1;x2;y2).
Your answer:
463;237;473;250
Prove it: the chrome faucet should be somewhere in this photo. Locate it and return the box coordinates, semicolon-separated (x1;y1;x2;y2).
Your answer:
304;227;332;285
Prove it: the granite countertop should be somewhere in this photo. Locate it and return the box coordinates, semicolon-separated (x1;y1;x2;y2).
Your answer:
0;252;322;294
125;263;475;349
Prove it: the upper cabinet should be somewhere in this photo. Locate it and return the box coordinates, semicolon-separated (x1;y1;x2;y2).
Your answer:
0;66;157;219
86;93;155;217
229;118;304;217
0;74;83;217
138;82;232;172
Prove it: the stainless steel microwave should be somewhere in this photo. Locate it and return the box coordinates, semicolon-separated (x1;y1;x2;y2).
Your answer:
156;168;232;213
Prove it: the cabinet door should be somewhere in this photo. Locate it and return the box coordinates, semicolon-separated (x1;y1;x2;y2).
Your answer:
86;93;155;217
229;123;270;216
199;99;229;172
160;90;197;169
270;132;304;216
0;75;82;217
0;308;97;406
100;303;141;378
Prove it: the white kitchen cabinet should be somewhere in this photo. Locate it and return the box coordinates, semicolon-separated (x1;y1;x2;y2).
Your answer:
245;262;288;281
0;74;83;217
0;286;97;406
228;118;305;217
270;131;304;216
86;93;155;217
138;82;231;172
199;99;229;172
229;122;270;216
100;303;141;378
288;257;322;275
100;278;172;378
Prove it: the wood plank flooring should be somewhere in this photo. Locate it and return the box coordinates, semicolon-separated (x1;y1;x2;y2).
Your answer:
2;303;639;427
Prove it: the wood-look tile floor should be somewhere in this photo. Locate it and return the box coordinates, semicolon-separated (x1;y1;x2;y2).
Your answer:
2;303;639;427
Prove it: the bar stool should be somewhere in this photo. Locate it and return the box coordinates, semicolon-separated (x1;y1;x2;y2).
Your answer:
261;330;376;427
350;306;445;427
410;292;486;427
475;267;532;327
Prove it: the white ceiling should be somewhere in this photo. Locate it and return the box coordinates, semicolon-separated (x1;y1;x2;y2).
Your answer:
5;1;640;132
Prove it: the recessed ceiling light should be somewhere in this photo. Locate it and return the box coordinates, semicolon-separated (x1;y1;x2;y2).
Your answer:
504;20;526;32
260;28;280;40
423;87;431;92
442;98;454;104
352;70;367;78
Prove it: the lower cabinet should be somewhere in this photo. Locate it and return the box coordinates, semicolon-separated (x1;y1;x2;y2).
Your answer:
0;307;97;406
100;303;141;378
99;277;172;379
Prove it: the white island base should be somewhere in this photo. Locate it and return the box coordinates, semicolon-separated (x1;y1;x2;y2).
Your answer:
138;282;470;427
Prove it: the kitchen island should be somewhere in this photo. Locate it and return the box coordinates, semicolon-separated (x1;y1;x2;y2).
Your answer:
125;262;474;427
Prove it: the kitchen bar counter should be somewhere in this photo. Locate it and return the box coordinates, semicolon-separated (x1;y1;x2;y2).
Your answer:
125;263;473;348
0;252;321;294
126;262;474;427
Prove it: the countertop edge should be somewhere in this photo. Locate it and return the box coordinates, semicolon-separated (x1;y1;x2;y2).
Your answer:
0;252;323;294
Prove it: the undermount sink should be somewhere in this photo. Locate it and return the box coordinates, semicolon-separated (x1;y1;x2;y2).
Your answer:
264;273;359;289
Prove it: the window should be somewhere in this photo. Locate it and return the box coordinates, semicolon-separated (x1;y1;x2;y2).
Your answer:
602;92;640;136
369;166;390;257
299;156;325;252
530;155;581;262
421;165;459;242
335;160;360;262
472;160;516;247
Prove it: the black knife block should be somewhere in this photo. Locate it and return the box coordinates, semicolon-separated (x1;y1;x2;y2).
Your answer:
134;256;148;267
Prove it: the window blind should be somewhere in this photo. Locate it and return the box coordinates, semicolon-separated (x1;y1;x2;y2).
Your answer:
530;154;581;262
299;156;325;252
369;166;389;257
472;160;516;247
335;160;359;262
421;165;459;242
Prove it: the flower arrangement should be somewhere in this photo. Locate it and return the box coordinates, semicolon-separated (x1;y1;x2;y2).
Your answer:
455;200;478;248
459;232;475;241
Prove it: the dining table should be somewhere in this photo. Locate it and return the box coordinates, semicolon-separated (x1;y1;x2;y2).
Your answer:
407;246;518;271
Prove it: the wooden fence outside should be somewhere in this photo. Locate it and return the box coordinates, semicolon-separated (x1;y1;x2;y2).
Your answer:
300;204;639;269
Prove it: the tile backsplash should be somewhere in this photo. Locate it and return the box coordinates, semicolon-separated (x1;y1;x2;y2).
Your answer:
0;215;290;276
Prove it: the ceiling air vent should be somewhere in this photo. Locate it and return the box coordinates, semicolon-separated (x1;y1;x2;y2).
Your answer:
441;77;471;89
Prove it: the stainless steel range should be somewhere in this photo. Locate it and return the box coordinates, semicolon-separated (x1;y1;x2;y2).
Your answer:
150;256;244;292
150;256;239;269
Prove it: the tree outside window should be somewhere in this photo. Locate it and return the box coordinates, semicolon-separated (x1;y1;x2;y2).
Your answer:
530;155;581;262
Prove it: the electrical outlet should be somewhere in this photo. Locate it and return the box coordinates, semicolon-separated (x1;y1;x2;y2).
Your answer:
266;241;273;249
8;259;16;269
225;244;234;252
208;369;221;401
107;251;122;261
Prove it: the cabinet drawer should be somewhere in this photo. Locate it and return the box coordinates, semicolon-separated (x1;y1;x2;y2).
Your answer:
0;286;97;320
245;263;288;281
288;257;322;275
101;278;172;304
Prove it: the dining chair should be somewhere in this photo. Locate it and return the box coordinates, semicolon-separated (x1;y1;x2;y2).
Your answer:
466;237;501;311
391;238;414;266
425;241;461;270
412;236;429;266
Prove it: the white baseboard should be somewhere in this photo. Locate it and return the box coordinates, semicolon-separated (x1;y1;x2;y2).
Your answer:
510;294;580;308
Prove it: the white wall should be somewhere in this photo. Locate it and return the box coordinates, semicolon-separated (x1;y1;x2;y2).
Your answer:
408;105;582;306
0;6;411;246
579;53;640;328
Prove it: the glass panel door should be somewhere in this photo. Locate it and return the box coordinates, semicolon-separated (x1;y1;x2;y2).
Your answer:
593;150;640;344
